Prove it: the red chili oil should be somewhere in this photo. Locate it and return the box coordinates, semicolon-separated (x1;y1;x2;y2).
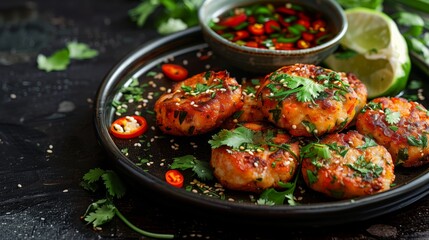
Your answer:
209;2;333;50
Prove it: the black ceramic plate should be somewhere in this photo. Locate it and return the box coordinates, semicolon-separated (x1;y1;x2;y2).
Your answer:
95;27;429;227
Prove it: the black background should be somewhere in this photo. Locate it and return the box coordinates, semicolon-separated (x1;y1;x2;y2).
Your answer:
0;0;428;239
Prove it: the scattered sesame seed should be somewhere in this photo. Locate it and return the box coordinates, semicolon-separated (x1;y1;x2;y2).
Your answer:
17;184;22;188
63;189;69;193
47;149;53;154
10;93;16;99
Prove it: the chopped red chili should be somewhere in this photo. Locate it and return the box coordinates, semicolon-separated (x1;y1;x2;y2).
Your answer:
165;170;184;188
209;2;333;50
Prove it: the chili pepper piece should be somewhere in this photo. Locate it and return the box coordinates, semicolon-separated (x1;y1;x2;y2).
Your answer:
161;64;188;82
110;115;148;139
248;23;265;35
220;13;247;28
264;20;281;34
234;30;250;41
165;170;184;188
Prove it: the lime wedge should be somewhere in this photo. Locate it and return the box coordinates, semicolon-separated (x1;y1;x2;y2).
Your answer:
324;8;411;99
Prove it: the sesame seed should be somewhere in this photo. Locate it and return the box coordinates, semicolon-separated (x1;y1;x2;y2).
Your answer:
10;93;16;99
17;184;22;188
292;125;297;129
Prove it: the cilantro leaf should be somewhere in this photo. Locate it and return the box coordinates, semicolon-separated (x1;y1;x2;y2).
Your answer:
37;49;70;72
257;173;300;206
101;170;126;199
171;155;213;181
385;108;401;125
81;168;106;192
84;203;116;228
81;168;174;238
209;126;253;149
268;73;326;102
357;136;378;150
67;41;98;60
83;168;106;183
129;0;202;34
129;1;160;27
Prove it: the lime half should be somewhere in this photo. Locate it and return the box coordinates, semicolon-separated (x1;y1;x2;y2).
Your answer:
324;8;411;99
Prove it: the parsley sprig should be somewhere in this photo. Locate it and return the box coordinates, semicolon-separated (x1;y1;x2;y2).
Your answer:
81;168;174;239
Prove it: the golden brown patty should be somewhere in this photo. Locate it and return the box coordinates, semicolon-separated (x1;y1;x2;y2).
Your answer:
356;97;429;167
258;63;361;137
301;130;395;199
154;70;243;136
210;122;300;193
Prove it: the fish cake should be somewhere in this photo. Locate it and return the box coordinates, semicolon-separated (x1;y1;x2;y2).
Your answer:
356;97;429;167
301;130;395;199
210;122;300;193
154;70;243;136
258;63;360;137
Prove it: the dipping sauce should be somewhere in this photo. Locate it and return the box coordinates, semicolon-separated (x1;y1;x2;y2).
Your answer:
209;2;333;50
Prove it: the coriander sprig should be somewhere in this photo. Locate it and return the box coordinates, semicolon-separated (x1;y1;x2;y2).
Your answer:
81;168;174;239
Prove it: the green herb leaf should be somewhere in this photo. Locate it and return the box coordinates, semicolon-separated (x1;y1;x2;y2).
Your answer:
129;1;160;27
257;172;300;206
101;170;126;199
385;108;401;125
67;41;99;60
268;73;327;102
84;203;116;228
209;126;253;149
37;49;70;72
171;155;214;181
357;136;378;150
407;134;428;148
345;155;383;180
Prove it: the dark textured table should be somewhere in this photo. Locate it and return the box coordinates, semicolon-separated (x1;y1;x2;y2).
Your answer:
0;0;428;239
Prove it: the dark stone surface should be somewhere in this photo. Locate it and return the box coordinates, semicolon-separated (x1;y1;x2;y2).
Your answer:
0;0;428;239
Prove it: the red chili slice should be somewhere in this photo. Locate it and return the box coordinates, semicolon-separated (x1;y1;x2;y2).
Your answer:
276;7;296;15
161;63;188;82
245;41;259;48
248;23;264;35
302;32;315;42
264;20;281;34
110;115;148;139
220;13;247;27
165;170;184;188
234;30;250;41
296;19;310;29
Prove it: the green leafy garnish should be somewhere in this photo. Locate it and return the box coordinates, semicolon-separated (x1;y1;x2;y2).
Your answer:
345;156;383;180
37;41;98;72
37;49;70;72
171;155;214;181
407;134;428;148
81;168;174;239
357;136;378;150
209;126;254;149
267;73;327;102
385;108;401;125
129;0;203;35
67;41;99;60
257;172;300;206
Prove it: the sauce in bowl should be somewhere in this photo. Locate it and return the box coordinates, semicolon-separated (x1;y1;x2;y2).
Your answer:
209;2;333;50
